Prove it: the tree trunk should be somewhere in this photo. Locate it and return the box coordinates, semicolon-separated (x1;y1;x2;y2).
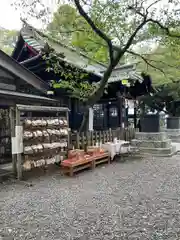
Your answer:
79;109;89;133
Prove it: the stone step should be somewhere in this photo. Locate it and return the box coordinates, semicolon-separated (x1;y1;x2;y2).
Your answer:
135;132;168;141
131;139;172;148
167;135;180;143
139;145;176;157
166;128;180;133
166;130;180;136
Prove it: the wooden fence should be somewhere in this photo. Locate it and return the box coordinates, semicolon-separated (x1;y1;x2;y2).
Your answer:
70;127;136;150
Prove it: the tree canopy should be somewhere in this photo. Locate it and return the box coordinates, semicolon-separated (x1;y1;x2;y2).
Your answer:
47;4;110;63
12;0;180;126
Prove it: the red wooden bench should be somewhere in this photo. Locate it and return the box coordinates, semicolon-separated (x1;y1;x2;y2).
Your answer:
61;152;110;176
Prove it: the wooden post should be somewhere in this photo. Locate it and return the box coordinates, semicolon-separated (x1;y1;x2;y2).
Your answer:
90;131;93;146
10;107;17;176
109;128;112;142
66;110;70;149
134;99;137;128
86;131;90;151
99;131;102;144
81;132;85;150
16;107;23;180
94;131;98;145
120;128;124;140
102;131;106;143
106;130;109;142
76;132;80;149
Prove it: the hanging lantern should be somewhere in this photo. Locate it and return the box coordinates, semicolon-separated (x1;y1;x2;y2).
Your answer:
122;79;130;86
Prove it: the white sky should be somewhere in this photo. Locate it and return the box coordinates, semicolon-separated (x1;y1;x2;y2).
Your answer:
0;0;176;30
0;0;59;30
0;0;22;30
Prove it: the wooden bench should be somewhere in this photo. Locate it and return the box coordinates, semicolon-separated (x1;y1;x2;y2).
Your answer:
61;152;110;176
91;153;110;168
61;158;93;176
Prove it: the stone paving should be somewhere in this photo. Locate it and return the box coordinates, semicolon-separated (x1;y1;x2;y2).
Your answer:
1;156;180;239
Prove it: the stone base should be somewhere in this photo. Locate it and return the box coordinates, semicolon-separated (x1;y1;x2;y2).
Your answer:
140;146;176;157
131;132;176;157
166;129;180;142
135;132;167;141
131;139;171;148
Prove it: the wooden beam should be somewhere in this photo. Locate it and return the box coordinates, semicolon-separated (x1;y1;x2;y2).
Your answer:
16;107;23;180
10;107;17;176
16;104;70;112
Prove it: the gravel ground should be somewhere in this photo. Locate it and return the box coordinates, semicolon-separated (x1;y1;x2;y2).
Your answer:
1;156;180;240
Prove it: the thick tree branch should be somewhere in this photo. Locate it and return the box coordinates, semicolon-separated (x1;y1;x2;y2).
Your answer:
86;62;115;106
73;0;114;62
86;47;124;106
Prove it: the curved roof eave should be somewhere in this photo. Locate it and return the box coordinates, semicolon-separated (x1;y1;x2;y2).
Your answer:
0;49;50;94
15;21;140;83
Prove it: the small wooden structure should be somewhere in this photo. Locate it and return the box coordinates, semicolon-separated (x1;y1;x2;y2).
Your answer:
11;104;70;180
0;49;61;179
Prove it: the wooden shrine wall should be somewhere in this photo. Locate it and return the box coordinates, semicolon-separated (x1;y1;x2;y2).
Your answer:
0;108;11;164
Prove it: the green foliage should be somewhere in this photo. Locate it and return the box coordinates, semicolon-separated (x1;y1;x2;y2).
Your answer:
47;4;77;43
130;43;180;86
43;50;88;79
128;23;180;116
0;28;17;55
42;50;97;101
47;4;109;63
140;82;180;116
51;79;97;101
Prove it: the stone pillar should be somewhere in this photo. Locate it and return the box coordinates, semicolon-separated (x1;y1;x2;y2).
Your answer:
166;117;180;142
167;117;180;129
140;114;160;132
88;108;94;131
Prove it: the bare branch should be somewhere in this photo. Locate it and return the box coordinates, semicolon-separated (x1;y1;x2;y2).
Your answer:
48;29;89;34
73;0;114;62
146;58;179;69
146;0;161;13
128;5;146;18
149;19;180;38
122;7;149;53
127;50;166;75
130;6;180;38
